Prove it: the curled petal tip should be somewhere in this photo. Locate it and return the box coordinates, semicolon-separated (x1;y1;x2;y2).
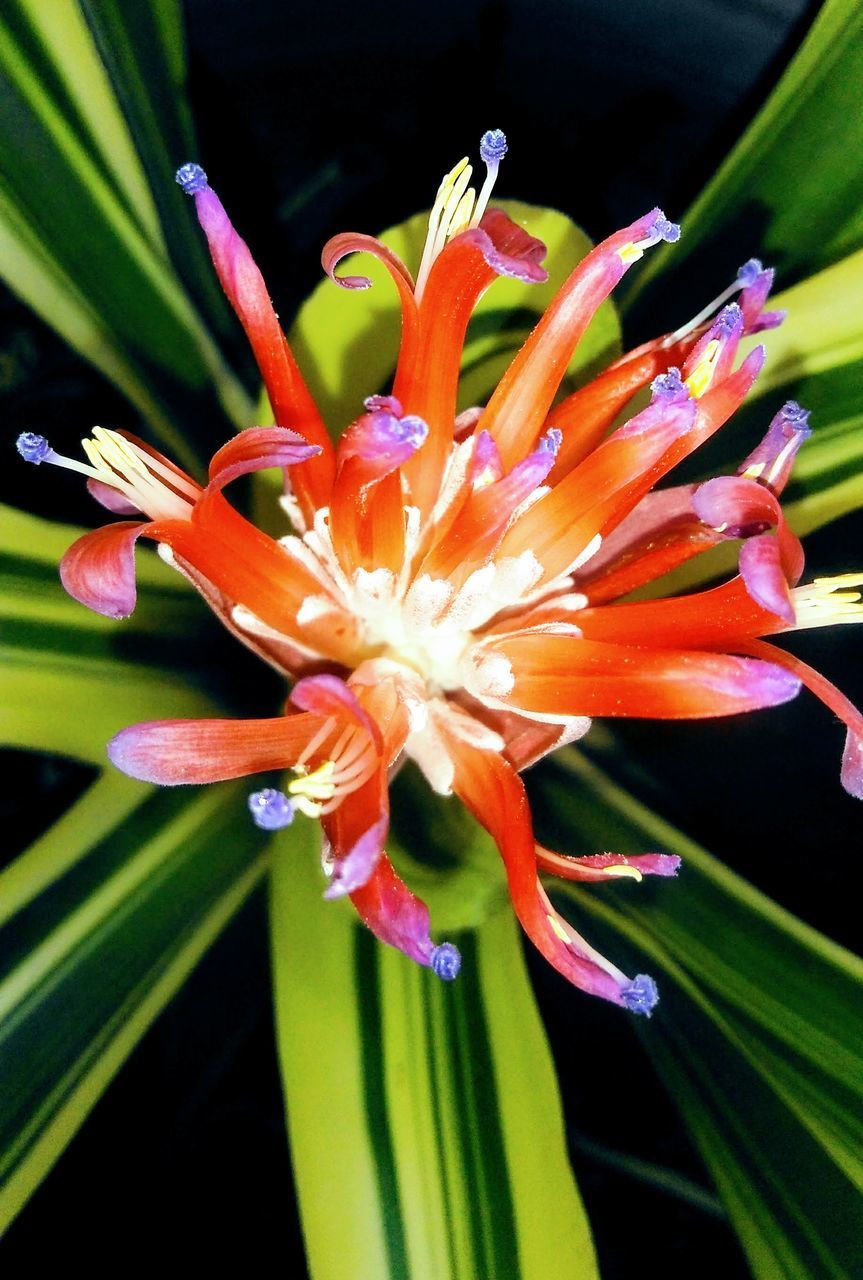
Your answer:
621;973;659;1016
431;942;462;980
480;128;508;164
364;394;403;416
737;257;764;286
175;162;208;194
16;431;51;463
248;788;295;830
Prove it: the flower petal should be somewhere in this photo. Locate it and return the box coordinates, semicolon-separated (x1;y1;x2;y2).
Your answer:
736;640;863;800
468;634;802;720
496;397;696;583
478;208;676;469
108;712;333;784
86;478;142;515
60;520;149;619
738;534;796;625
536;848;681;882
207;426;322;493
443;732;654;1009
348;854;437;967
397;209;548;514
321;231;420;373
573;577;787;648
184;175;334;513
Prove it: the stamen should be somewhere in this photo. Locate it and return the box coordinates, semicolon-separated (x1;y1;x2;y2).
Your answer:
248;788;296;830
672;258;765;341
288;759;337;802
470;128;508;230
175;162;209;195
295;715;338;770
431;942;462;980
620;973;659;1016
16;431;132;493
793;575;863;629
415;156;472;300
80;427;196;520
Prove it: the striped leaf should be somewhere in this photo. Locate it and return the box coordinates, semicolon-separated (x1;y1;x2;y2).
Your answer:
537;750;863;1280
0;0;253;460
0;774;269;1233
270;815;598;1280
0;503;222;761
623;0;863;312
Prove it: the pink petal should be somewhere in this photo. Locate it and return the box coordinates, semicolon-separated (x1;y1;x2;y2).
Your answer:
60;520;148;619
348;854;436;967
86;478;142;515
321;231;416;293
537;848;681;882
206;426;322;493
739;534;796;625
108;712;332;784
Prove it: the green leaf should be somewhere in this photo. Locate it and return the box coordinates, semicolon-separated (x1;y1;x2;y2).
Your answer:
0;776;268;1232
0;1;253;457
289;200;621;434
624;0;863;310
76;0;238;338
536;749;863;1280
0;504;223;761
270;813;599;1280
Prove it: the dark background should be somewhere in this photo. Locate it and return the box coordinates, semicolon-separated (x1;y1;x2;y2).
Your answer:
4;0;857;1275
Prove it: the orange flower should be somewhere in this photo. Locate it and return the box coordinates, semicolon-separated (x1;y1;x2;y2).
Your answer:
20;133;862;1012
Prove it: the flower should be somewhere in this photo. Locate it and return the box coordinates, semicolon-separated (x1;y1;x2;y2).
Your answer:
20;132;863;1016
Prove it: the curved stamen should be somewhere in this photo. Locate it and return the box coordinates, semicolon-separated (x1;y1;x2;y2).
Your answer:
672;258;765;341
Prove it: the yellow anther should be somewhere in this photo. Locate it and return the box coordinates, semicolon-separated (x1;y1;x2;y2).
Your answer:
416;157;475;300
548;914;572;944
600;864;643;882
617;242;644;265
288;759;337;802
792;574;863;628
684;339;721;398
447;187;477;241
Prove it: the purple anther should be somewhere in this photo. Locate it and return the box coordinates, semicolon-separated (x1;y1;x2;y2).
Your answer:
248;788;295;831
780;400;811;428
364;394;403;416
175;162;209;195
621;973;659;1016
538;427;563;456
714;302;743;336
16;432;52;464
649;211;681;244
431;942;462;981
737;257;763;287
650;367;688;403
480;129;508;165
